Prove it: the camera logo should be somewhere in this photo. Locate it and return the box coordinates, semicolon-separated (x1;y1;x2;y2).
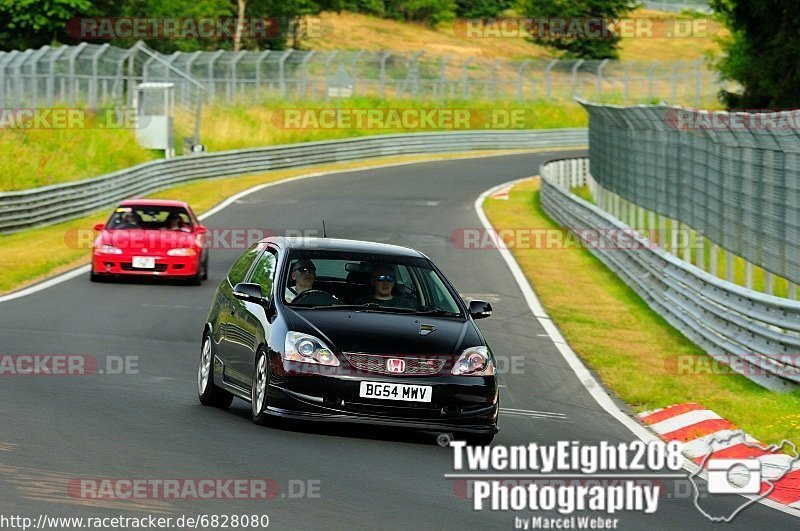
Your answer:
689;430;799;522
706;458;761;494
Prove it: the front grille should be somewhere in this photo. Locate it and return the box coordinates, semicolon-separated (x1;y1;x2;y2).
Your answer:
344;353;446;376
120;263;168;272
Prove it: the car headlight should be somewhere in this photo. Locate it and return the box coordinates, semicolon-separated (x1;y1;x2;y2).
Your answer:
284;332;339;366
97;244;123;255
167;248;197;256
451;346;494;376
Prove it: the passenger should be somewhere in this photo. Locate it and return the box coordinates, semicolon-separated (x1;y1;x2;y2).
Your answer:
115;209;141;229
285;259;317;302
355;265;415;309
166;212;191;232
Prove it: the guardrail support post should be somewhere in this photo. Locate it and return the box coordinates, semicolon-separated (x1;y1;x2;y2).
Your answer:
725;250;735;282
789;282;798;300
710;242;719;277
744;262;754;289
696;234;705;270
681;224;692;262
764;272;774;295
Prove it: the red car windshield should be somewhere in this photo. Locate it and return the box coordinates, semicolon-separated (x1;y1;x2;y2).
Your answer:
107;206;193;231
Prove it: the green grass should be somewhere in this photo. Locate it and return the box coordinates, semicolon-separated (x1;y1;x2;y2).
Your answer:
484;178;800;444
0;124;160;192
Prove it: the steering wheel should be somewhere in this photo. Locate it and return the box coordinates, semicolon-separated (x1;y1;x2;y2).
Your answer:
291;289;342;305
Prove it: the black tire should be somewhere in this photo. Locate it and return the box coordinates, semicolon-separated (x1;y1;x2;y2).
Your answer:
462;432;495;446
198;334;234;408
189;266;203;286
89;267;103;282
251;349;271;426
201;254;209;280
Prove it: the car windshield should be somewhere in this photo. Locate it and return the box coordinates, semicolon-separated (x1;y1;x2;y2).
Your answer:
283;251;463;316
106;206;192;231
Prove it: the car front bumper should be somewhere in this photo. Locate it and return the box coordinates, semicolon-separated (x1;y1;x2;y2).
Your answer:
267;363;499;434
92;253;201;277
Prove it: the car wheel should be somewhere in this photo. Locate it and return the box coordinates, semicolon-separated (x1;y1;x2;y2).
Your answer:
201;254;209;280
89;267;102;282
251;349;271;426
189;266;203;286
198;334;233;408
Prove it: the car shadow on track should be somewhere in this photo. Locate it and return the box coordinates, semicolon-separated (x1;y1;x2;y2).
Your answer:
222;400;447;446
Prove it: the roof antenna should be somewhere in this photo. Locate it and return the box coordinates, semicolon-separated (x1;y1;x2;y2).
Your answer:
322;220;327;238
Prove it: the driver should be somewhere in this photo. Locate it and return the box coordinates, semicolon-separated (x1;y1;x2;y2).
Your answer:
355;264;415;309
285;259;316;302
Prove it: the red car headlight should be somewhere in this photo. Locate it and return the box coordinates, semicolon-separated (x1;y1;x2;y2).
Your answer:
167;248;197;256
96;244;123;255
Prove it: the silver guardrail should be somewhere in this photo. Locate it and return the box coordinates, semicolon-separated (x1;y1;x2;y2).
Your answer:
540;158;800;392
0;129;587;234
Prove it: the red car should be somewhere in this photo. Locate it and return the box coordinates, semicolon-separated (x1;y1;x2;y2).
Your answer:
90;199;208;284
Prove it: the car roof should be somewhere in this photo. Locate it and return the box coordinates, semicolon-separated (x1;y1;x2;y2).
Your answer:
118;199;190;208
269;237;426;258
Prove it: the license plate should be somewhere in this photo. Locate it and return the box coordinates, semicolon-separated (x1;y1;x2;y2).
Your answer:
132;256;155;269
359;381;432;403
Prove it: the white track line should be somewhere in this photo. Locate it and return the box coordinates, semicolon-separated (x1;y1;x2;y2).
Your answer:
475;177;800;518
649;410;722;435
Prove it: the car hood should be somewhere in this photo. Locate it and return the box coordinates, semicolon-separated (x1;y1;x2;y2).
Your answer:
284;308;482;355
98;229;195;251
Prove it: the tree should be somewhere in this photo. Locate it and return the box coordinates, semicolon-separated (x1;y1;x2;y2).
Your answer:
455;0;512;18
385;0;457;27
515;0;639;59
711;0;800;108
0;0;93;50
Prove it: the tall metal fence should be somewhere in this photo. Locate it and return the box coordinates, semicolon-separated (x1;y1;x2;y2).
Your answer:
0;42;722;111
578;99;800;293
540;158;800;391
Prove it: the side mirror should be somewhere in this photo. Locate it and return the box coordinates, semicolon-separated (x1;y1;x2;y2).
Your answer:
194;226;207;234
93;223;105;231
233;283;265;304
469;300;492;320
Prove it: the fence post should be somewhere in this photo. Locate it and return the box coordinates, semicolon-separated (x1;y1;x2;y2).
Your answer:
229;50;246;101
278;49;293;97
764;272;775;295
89;43;110;108
696;234;705;270
744;262;754;289
545;59;557;100
255;50;270;100
299;51;315;98
595;59;609;100
67;42;87;104
516;60;529;101
349;49;365;97
725;250;735;283
789;282;798;300
570;59;584;96
647;61;658;99
378;51;392;99
207;50;224;102
461;57;474;99
670;61;682;101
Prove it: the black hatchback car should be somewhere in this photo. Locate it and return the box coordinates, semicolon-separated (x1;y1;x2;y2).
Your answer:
198;237;498;443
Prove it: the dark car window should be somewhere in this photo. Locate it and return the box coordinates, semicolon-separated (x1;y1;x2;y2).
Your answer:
227;244;261;286
249;250;278;297
106;205;192;230
282;251;463;315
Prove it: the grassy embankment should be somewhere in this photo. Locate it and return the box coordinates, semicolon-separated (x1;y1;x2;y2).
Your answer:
484;179;800;444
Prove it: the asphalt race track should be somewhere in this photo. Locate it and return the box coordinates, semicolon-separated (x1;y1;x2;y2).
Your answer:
0;151;796;530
